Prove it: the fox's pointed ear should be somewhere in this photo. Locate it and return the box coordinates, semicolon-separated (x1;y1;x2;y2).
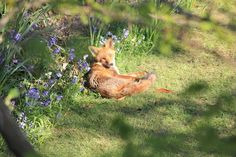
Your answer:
104;38;113;48
88;46;100;57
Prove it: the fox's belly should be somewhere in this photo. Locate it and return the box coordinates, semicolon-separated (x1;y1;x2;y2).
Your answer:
95;78;127;98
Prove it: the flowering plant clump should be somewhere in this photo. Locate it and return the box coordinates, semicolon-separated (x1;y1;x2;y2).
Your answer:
9;32;92;145
18;33;90;114
0;5;94;146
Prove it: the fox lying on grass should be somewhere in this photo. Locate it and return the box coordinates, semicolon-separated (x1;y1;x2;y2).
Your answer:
86;38;156;100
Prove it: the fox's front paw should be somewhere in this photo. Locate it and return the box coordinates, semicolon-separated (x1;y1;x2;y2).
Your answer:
147;73;156;82
143;72;156;81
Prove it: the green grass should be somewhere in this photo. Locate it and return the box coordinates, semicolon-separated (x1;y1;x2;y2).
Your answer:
37;29;236;157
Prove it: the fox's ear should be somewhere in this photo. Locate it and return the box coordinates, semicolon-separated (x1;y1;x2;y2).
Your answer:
104;38;113;48
88;46;100;57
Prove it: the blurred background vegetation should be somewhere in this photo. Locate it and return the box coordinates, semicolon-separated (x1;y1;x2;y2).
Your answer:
0;0;235;156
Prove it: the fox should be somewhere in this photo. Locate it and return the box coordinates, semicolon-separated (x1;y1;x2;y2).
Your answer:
86;38;156;100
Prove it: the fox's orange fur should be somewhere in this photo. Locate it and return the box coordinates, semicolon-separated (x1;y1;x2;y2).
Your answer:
87;38;156;100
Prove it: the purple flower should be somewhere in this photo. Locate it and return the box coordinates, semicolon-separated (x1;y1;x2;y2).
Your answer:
79;87;84;92
11;100;16;106
41;99;51;106
17;112;27;129
78;59;90;71
48;36;57;47
112;35;118;42
26;88;40;99
123;29;129;38
53;47;61;54
48;79;55;85
42;90;49;97
85;66;91;72
44;83;49;87
82;62;89;68
69;49;76;62
56;95;63;101
31;23;38;30
69;52;76;62
13;59;18;64
14;33;22;42
72;76;78;84
56;72;62;78
23;11;29;17
106;31;113;37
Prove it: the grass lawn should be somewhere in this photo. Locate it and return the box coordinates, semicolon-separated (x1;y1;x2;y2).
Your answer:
38;30;236;157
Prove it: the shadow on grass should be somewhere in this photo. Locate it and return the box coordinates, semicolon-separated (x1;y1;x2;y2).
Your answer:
58;80;236;157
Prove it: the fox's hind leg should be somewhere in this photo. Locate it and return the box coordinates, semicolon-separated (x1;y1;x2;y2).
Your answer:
115;73;156;99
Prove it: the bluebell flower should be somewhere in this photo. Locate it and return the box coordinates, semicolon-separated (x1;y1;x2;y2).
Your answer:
48;36;57;47
23;11;29;17
82;62;89;70
106;31;113;37
56;95;63;101
48;79;55;85
44;83;49;88
13;59;18;64
82;62;89;68
11;100;16;106
69;52;76;62
77;59;82;70
79;87;84;92
14;33;22;42
123;29;129;38
72;76;78;84
17;112;27;129
56;72;62;78
31;23;38;30
18;112;25;119
112;35;118;42
53;47;61;54
42;90;49;97
85;66;91;72
41;99;51;106
26;88;40;99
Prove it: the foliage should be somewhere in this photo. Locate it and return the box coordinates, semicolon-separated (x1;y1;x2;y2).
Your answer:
0;0;235;156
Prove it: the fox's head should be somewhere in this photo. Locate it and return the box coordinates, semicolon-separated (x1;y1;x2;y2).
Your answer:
88;38;116;69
